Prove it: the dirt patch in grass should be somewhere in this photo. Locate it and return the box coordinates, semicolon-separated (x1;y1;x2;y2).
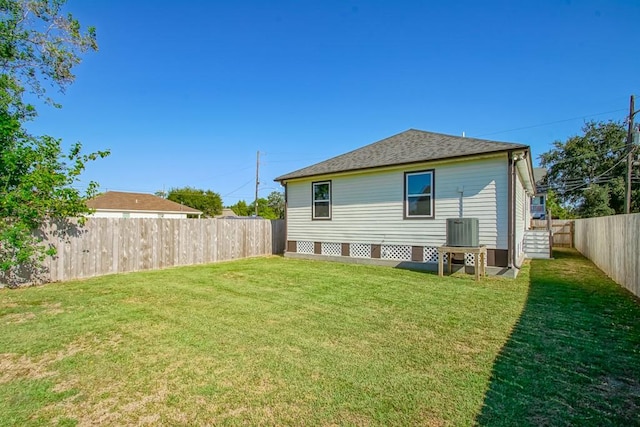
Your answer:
0;333;123;386
221;271;247;280
2;311;36;324
0;352;55;383
0;339;90;384
1;302;64;325
416;410;447;427
46;373;194;426
42;302;64;315
37;347;194;426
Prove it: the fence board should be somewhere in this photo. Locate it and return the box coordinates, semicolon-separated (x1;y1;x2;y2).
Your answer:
574;213;640;298
531;219;574;247
2;218;285;286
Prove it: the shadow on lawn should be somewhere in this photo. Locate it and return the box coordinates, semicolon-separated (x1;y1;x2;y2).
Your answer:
475;248;640;426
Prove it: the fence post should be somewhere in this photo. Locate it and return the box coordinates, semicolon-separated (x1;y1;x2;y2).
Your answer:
547;210;553;257
570;221;575;248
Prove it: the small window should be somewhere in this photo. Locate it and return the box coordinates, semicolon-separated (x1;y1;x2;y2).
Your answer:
312;181;331;219
405;170;434;218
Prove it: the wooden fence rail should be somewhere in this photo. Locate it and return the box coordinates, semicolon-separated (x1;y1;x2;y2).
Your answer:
2;218;285;285
531;219;574;247
574;213;640;298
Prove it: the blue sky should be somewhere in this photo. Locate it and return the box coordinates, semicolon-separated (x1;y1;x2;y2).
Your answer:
25;0;640;205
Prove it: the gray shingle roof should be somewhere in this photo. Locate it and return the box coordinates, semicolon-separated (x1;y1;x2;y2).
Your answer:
274;129;529;182
533;167;547;184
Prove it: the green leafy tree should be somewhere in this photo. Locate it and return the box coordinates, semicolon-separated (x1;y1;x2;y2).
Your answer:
229;200;249;217
229;197;280;219
244;198;277;219
577;184;616;218
539;120;637;217
1;0;109;282
266;190;285;219
545;189;574;219
1;0;98;105
167;187;222;217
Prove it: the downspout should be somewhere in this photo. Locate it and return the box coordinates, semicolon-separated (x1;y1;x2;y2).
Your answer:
283;182;288;253
507;151;514;270
511;151;529;269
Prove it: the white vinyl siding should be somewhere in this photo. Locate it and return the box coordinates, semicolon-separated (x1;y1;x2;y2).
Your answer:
286;155;509;249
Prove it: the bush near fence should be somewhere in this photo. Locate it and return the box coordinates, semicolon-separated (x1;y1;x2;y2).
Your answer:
2;218;285;286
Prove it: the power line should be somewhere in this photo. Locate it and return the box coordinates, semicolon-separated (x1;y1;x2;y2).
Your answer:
548;176;620;188
539;143;628;166
476;108;627;138
205;165;254;179
262;157;327;164
561;145;638;193
222;179;254;198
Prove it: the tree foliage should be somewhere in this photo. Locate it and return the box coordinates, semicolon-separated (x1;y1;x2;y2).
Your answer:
544;189;573;220
229;200;249;217
1;0;108;281
266;190;285;219
167;187;222;217
247;198;276;219
228;191;284;219
539;120;638;217
578;184;616;218
0;0;98;105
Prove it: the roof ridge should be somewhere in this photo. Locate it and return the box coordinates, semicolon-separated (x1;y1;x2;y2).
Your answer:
87;191;203;214
275;129;529;182
407;128;523;144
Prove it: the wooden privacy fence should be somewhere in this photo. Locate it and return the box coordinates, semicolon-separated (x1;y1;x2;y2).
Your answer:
531;219;574;247
574;213;640;298
18;218;285;285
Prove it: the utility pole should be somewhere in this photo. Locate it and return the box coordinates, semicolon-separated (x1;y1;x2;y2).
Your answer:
254;150;260;216
625;95;635;214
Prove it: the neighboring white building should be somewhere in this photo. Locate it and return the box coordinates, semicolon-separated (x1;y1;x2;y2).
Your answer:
531;167;548;219
274;129;536;274
86;191;202;218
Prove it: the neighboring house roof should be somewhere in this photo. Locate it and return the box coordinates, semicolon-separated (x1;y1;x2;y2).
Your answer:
533;167;547;183
217;208;239;218
87;191;203;215
275;129;530;182
532;167;549;193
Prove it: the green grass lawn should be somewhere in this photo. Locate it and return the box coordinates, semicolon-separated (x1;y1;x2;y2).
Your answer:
0;249;638;426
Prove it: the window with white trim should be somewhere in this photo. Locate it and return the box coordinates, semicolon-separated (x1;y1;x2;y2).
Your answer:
405;170;434;218
312;181;331;219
